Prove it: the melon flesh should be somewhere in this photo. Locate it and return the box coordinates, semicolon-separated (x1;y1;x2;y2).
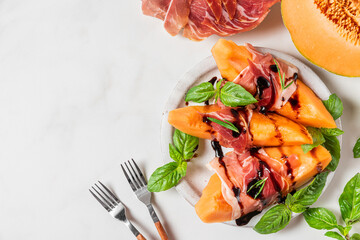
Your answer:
281;0;360;76
275;80;337;128
195;174;233;223
211;39;252;81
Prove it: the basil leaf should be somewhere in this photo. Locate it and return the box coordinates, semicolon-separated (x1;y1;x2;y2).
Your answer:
344;226;352;236
207;117;239;133
254;204;291;234
302;127;325;153
147;161;187;192
291;171;329;209
321;128;344;137
285;194;308;213
185;82;215;103
214;79;223;101
303;207;338;230
323;93;343;120
323;135;341;171
353;138;360;158
169;143;182;163
351;233;360;240
339;173;360;225
325;231;345;240
173;129;199;160
220;82;257;107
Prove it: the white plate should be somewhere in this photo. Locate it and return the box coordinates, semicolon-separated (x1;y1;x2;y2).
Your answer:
160;47;342;227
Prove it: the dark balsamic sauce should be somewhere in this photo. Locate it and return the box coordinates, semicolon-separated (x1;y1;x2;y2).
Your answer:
235;211;261;226
289;93;300;111
293;73;298;80
204;100;210;106
185;101;189;106
268;115;284;145
285;160;294;181
259;106;266;115
247;178;263;199
202;116;211;125
316;162;323;173
208;76;217;85
269;64;278;73
211;140;224;158
256;76;270;99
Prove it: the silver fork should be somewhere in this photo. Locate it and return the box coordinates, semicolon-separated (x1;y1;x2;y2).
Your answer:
89;181;146;240
121;159;169;240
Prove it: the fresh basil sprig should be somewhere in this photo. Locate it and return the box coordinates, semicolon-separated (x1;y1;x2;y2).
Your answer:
287;171;329;213
321;128;344;137
302;127;326;153
323;134;341;171
274;59;294;90
323;94;343;120
339;173;360;225
353;138;360;158
148;129;199;192
220;82;258;106
207;117;239;133
254;171;329;234
185;79;257;107
303;173;360;240
254;204;291;234
247;177;267;199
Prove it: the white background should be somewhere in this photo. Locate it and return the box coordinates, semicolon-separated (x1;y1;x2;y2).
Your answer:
1;1;360;239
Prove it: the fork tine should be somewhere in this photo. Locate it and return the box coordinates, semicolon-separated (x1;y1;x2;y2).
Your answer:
98;181;120;203
94;183;117;205
121;164;137;191
92;186;114;208
131;158;147;186
89;188;111;211
128;160;145;187
124;162;140;189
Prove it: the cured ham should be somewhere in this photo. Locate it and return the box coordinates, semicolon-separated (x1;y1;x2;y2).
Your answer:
141;0;280;40
202;106;253;154
233;44;299;111
208;148;290;222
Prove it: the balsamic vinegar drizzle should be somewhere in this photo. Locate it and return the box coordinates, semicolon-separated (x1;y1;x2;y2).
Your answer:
235;210;261;226
256;76;270;99
208;76;217;85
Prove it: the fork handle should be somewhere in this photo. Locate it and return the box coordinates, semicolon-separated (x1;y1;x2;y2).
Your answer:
155;221;168;240
136;234;146;240
147;205;169;240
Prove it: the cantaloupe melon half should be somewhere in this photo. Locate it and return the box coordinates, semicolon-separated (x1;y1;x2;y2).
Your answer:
195;145;331;223
275;80;336;128
168;105;312;146
281;0;360;77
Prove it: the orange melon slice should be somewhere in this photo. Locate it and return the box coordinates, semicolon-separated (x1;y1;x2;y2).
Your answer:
168;105;312;146
211;39;252;81
275;80;336;128
195;174;233;223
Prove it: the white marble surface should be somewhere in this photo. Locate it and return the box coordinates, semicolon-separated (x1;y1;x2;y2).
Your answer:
1;1;360;239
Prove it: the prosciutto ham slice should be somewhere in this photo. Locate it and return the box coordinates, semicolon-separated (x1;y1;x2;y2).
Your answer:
233;44;299;111
209;149;290;221
141;0;280;40
202;106;253;154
